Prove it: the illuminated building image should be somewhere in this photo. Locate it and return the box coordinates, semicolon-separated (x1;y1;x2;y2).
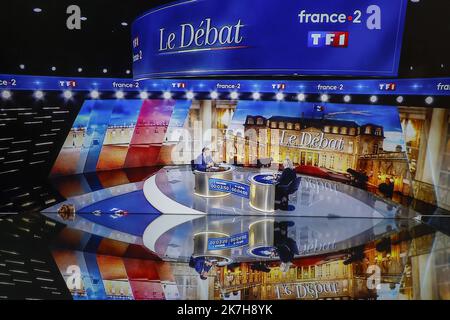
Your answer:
211;224;450;300
241;115;384;172
96;124;136;170
399;107;450;210
158;100;237;165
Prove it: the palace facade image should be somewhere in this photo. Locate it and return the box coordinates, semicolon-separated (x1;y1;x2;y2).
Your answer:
239;113;412;197
241;115;385;171
212;227;449;300
150;99;450;210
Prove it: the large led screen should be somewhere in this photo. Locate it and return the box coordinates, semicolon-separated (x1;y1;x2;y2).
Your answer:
51;98;450;212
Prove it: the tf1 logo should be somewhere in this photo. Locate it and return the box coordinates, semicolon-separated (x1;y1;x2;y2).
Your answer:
308;32;349;48
172;82;186;89
379;83;396;91
59;80;77;88
133;37;139;49
272;83;286;90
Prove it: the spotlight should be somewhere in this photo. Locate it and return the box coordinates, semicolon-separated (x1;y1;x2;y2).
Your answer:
320;94;329;102
396;96;404;104
51;66;56;71
276;92;285;101
63;90;73;100
297;93;306;102
90;90;100;99
33;8;42;13
1;90;12;100
425;96;434;105
370;95;378;103
81;17;87;21
186;91;195;100
78;67;83;73
126;70;131;75
343;95;351;103
210;91;219;100
121;22;128;26
115;91;125;99
19;64;25;70
252;92;261;100
102;68;108;74
230;91;239;100
163;91;172;100
34;90;44;100
139;91;149;100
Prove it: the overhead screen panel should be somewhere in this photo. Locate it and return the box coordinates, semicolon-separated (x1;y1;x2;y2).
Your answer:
47;93;450;213
132;0;407;78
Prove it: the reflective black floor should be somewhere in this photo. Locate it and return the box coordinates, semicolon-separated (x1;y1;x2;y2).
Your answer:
1;168;449;300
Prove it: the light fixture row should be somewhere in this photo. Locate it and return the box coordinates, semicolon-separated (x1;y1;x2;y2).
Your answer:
0;89;438;105
17;65;131;75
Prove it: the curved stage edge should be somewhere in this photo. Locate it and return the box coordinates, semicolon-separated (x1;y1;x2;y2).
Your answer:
142;165;414;218
141;165;420;254
40;165;422;260
41;180;157;245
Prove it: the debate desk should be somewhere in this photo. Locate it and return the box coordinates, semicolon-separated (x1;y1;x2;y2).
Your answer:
248;219;275;258
194;165;234;197
192;231;233;265
248;173;278;212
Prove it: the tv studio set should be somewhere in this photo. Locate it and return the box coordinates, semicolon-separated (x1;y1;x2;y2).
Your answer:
0;0;450;307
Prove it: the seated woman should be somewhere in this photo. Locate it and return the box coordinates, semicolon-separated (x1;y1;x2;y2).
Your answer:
275;158;297;209
378;178;394;198
270;221;298;273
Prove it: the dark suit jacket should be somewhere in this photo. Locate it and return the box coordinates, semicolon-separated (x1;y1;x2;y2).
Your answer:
275;237;299;263
277;168;297;187
189;256;211;275
274;221;299;263
194;153;213;171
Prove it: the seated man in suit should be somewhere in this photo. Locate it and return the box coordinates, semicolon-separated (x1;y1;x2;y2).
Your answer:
194;147;215;171
189;256;213;280
275;158;297;209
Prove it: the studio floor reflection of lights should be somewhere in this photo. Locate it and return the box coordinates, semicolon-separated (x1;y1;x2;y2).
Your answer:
36;167;450;300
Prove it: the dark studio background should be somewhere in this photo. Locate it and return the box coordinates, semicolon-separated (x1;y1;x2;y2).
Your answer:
0;0;449;78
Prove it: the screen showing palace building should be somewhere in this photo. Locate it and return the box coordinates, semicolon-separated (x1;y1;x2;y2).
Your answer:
50;98;450;213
